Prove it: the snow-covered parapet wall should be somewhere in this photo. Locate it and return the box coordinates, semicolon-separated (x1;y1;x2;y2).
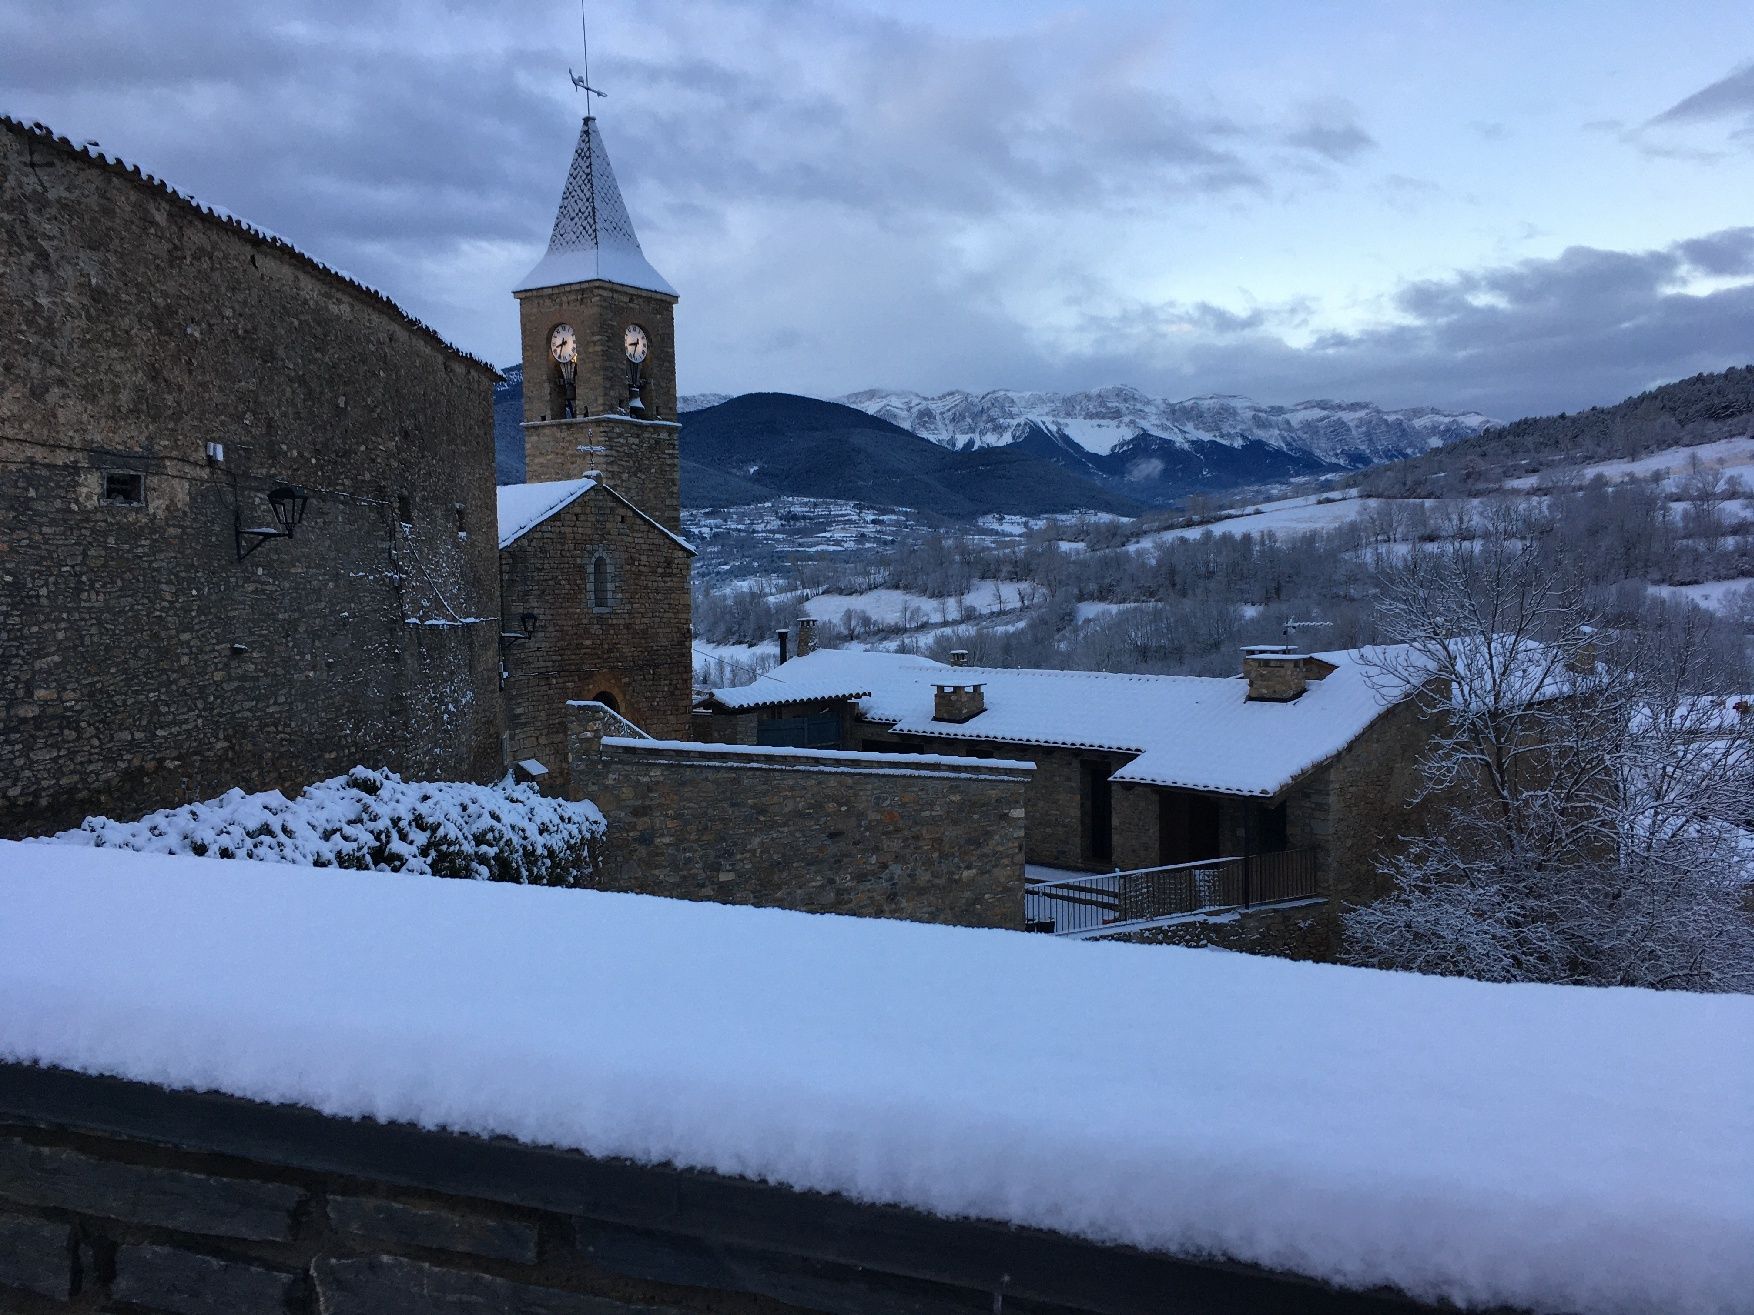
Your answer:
31;768;604;887
0;843;1747;1315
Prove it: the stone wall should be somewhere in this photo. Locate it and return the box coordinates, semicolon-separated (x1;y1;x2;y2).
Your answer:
571;719;1031;928
1303;694;1437;905
0;121;504;839
855;726;1118;872
500;486;693;770
0;1064;1407;1315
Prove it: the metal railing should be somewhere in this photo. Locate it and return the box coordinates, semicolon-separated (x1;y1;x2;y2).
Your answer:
1024;849;1320;936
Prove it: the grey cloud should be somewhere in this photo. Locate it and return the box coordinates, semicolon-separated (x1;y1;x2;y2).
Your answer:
1630;62;1754;156
1283;100;1376;162
1648;62;1754;127
1678;228;1754;277
6;0;1740;428
1068;234;1753;419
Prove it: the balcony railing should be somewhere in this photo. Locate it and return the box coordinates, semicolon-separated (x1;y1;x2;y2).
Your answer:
1024;849;1320;937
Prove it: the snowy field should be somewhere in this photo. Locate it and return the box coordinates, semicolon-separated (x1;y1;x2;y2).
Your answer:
1125;491;1366;548
3;842;1751;1315
802;580;1039;628
1505;435;1754;491
1120;437;1754;553
1647;578;1754;613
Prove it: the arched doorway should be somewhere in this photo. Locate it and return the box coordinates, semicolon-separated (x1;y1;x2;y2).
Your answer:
592;690;621;715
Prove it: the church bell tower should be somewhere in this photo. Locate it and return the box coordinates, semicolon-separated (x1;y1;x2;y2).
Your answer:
516;115;681;531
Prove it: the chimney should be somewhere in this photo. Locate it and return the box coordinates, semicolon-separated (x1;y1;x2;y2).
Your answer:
776;628;789;664
1242;645;1307;702
949;649;969;666
795;617;818;658
934;681;986;723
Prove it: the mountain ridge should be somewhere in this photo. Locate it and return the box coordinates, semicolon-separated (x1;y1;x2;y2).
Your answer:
828;385;1495;466
676;393;1142;518
497;371;1494;510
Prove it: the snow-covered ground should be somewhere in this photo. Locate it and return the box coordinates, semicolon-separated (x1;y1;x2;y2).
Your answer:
692;642;776;691
1126;492;1367;549
1505;435;1754;491
1647;579;1754;613
802;580;1040;629
1073;600;1147;623
1118;437;1754;554
3;843;1749;1315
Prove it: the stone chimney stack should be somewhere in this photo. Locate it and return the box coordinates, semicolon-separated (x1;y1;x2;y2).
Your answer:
1242;645;1306;702
933;681;986;723
949;649;969;666
795;617;818;658
776;628;789;664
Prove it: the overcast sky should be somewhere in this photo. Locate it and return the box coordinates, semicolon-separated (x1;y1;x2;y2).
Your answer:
5;1;1752;419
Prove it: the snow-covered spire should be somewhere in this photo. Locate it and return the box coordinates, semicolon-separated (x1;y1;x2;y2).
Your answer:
516;116;675;297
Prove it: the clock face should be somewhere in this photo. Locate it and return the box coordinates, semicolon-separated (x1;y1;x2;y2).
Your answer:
549;324;577;365
624;324;650;365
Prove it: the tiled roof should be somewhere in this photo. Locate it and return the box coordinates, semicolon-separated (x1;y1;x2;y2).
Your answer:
709;648;1414;797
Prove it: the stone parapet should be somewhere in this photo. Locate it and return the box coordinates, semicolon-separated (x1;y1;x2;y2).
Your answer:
0;1062;1425;1315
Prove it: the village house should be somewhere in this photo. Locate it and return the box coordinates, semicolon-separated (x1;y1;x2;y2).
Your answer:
696;640;1434;923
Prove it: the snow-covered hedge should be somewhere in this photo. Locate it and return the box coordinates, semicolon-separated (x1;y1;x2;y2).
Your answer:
38;769;604;887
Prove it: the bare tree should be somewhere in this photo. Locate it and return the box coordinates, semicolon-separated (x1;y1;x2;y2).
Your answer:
1349;510;1754;991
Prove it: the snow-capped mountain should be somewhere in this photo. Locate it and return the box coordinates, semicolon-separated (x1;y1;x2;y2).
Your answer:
837;386;1495;468
679;392;732;412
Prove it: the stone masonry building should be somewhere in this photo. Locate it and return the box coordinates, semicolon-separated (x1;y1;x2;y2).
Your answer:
0;119;504;838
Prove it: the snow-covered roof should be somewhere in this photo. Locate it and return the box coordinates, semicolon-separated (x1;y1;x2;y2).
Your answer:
516;117;675;297
3;842;1748;1315
496;477;695;555
710;648;1414;797
705;650;947;711
496;477;596;548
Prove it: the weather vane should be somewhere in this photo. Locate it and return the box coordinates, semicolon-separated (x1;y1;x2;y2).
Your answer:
568;1;607;111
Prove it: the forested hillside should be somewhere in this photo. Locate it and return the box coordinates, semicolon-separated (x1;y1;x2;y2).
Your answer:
1365;364;1754;495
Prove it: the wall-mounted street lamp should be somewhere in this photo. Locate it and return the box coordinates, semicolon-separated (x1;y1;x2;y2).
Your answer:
235;485;310;561
500;611;541;648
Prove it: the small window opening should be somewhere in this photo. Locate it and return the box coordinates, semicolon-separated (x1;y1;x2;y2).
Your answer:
397;493;413;525
591;554;611;610
454;503;468;534
1257;801;1289;854
101;471;144;506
